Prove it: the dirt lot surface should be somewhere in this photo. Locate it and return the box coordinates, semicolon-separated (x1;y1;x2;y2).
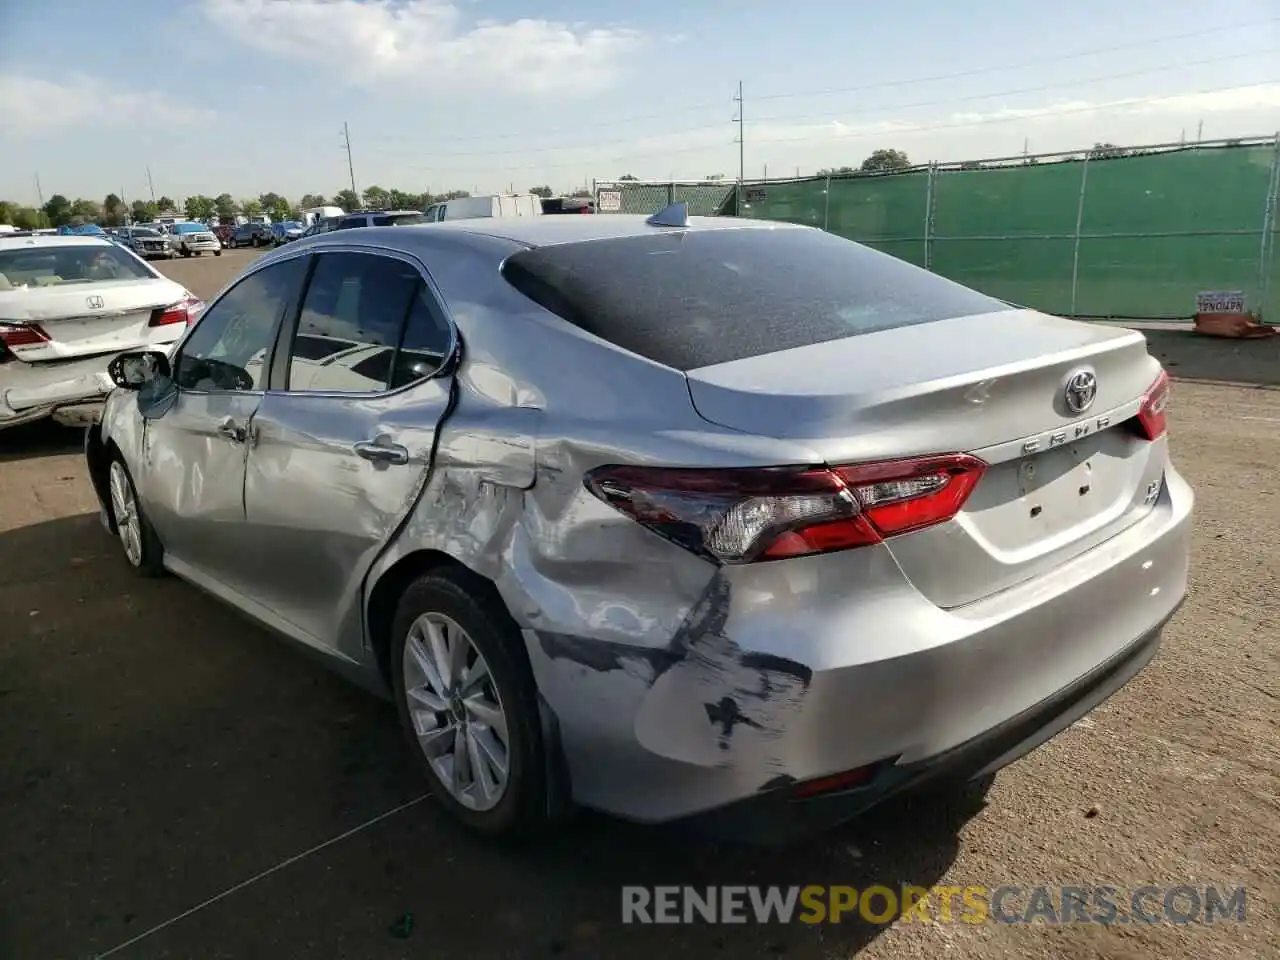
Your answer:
1;249;1277;959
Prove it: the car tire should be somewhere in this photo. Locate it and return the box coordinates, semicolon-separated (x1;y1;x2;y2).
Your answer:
107;456;165;578
390;568;550;840
215;249;222;257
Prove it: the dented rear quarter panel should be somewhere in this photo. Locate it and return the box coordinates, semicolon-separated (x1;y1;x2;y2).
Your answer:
367;237;837;819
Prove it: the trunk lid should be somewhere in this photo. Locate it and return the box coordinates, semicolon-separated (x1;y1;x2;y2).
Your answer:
684;309;1168;606
0;278;185;362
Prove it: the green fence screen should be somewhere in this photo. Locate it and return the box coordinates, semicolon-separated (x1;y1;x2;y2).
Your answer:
737;140;1280;322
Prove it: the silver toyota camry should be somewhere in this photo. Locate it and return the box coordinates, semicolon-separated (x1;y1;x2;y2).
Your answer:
85;208;1192;842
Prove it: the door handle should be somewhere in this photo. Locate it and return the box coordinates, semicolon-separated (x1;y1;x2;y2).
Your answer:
354;437;410;465
216;417;246;443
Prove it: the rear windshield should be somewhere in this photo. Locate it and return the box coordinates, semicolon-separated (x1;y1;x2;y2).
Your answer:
500;226;1012;371
0;245;153;288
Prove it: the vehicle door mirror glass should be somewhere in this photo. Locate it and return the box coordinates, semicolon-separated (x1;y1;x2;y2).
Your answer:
108;350;172;389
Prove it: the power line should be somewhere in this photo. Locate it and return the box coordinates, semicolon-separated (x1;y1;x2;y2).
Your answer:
351;16;1277;149
391;80;1279;173
360;51;1272;161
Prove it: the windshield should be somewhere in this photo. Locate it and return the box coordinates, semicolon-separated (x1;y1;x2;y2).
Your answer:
281;221;302;230
133;228;161;237
0;244;154;288
174;223;204;234
389;213;426;225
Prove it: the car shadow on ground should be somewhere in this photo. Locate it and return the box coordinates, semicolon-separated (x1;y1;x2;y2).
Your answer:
1;513;981;960
1141;328;1280;388
0;420;85;463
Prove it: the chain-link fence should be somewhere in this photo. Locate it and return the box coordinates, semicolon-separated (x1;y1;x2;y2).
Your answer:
592;179;736;217
736;135;1280;322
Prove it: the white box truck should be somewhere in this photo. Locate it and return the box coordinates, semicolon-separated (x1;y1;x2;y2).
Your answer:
421;194;543;223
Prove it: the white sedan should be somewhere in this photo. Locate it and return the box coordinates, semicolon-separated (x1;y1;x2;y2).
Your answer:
0;235;202;429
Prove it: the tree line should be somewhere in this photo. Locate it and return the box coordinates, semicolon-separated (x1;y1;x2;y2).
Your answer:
0;183;588;230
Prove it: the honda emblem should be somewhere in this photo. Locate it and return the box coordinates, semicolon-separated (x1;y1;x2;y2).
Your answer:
86;295;105;309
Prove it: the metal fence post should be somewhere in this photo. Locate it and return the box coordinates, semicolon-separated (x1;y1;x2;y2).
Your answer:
1258;132;1280;315
1070;154;1091;317
667;182;675;206
823;176;831;232
924;163;937;271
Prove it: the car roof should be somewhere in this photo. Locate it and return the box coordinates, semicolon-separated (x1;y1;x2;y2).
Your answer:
0;234;113;250
297;214;803;254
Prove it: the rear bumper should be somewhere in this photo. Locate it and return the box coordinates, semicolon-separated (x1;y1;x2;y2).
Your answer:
0;355;118;428
526;466;1193;833
681;613;1171;843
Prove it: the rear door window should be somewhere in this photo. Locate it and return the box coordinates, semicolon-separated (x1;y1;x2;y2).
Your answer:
284;251;419;392
500;227;1013;371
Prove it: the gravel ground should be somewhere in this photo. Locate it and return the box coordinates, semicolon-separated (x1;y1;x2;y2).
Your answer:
0;249;1276;959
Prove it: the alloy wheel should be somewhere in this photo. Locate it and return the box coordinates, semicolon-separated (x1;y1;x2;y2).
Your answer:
108;461;142;567
401;613;510;811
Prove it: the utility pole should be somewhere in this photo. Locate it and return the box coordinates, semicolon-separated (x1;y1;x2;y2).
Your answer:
34;173;44;208
733;81;745;185
342;122;358;203
146;166;156;203
1196;119;1203;143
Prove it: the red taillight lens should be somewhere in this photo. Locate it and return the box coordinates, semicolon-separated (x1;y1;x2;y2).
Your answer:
0;322;51;348
584;453;986;565
1134;370;1170;441
149;295;203;327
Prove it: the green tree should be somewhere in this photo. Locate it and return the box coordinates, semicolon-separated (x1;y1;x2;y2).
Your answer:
388;189;418;209
241;198;263;216
69;198;102;223
332;189;360;211
12;206;47;229
131;199;159;223
528;185;553;198
858;149;910;173
298;193;327;209
214;193;236;217
362;185;390;210
0;201;18;225
184;195;216;220
43;194;72;226
817;166;857;176
101;194;129;226
157;196;177;214
258;192;292;221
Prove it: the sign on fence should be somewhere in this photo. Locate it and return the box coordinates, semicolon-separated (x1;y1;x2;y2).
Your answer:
598;190;622;212
1195;291;1246;314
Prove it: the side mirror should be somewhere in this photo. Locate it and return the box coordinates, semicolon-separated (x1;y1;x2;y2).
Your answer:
108;350;172;389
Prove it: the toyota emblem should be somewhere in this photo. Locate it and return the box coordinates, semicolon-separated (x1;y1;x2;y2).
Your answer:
86;295;105;309
1063;368;1098;415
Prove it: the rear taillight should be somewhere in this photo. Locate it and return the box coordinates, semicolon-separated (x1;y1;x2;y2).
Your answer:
0;322;51;348
584;453;987;565
149;295;203;328
1134;369;1170;441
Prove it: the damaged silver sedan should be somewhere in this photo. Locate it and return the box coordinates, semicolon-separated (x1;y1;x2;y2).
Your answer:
85;210;1192;842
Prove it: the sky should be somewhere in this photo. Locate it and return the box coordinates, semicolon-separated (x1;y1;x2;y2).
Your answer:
2;0;1278;205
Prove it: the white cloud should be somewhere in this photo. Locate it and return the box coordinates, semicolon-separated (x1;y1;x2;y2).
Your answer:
201;0;644;95
1;75;213;138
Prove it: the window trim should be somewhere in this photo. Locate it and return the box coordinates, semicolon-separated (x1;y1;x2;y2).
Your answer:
266;243;460;399
171;250;312;397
